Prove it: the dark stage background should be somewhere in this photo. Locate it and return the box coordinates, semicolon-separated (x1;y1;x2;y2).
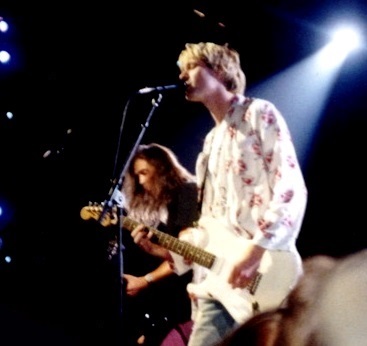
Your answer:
0;0;367;344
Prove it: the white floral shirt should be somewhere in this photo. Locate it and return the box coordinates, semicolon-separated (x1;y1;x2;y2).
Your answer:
196;94;307;252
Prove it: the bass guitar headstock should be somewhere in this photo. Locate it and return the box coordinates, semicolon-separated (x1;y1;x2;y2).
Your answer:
80;202;118;227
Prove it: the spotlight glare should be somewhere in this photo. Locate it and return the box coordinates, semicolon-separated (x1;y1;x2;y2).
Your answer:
0;50;11;63
0;19;9;33
331;26;362;54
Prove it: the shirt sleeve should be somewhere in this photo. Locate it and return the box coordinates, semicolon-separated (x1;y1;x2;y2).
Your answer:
248;99;308;250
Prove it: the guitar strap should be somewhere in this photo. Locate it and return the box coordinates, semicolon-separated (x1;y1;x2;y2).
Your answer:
197;125;218;215
197;159;208;215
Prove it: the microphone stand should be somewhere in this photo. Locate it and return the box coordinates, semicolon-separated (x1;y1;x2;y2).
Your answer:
99;93;164;341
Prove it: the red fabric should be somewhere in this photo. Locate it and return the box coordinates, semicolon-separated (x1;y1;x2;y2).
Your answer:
161;320;193;346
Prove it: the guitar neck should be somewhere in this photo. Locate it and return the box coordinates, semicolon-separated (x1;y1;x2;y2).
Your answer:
121;217;216;269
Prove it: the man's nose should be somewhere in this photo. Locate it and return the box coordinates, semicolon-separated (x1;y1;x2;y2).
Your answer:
179;71;187;80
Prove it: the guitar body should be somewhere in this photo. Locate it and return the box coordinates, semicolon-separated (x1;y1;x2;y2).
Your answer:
185;217;303;324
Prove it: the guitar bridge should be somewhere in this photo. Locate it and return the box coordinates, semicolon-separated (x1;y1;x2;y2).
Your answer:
248;273;262;295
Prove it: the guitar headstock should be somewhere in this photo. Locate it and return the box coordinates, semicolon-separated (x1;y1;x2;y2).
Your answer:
80;203;118;227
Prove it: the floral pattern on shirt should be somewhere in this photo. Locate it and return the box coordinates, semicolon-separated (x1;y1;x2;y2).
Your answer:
196;94;307;251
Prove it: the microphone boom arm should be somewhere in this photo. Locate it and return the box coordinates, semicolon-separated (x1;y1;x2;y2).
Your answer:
100;93;164;222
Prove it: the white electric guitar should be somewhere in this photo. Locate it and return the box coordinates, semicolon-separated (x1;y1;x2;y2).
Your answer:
80;204;303;324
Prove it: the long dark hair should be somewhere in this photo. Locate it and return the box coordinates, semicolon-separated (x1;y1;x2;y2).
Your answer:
122;143;196;225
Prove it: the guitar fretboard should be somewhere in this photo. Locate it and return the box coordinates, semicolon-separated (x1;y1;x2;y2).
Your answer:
122;217;216;269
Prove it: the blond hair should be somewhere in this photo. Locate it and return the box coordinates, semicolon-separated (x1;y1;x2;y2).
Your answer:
178;42;246;94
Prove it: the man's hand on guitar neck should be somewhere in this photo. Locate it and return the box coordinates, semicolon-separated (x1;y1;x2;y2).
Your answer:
131;224;172;260
228;243;266;289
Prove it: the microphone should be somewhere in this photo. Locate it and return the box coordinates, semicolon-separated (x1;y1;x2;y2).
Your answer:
137;83;182;94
